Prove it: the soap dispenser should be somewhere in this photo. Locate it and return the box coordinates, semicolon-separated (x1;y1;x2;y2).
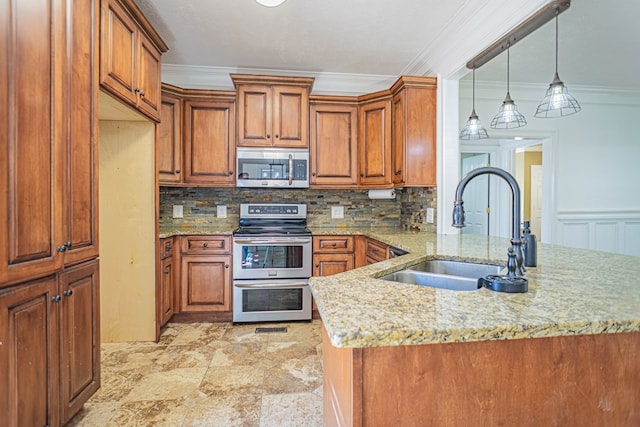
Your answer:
522;221;537;267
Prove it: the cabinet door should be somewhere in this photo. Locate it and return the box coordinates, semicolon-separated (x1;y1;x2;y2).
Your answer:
236;84;272;147
137;30;162;121
100;0;137;104
358;99;392;187
184;100;236;185
310;103;358;187
272;85;309;148
64;0;99;266
313;254;355;277
160;257;174;326
391;92;405;186
0;277;60;427
180;255;231;312
159;94;183;183
59;260;100;424
402;86;437;186
0;0;65;285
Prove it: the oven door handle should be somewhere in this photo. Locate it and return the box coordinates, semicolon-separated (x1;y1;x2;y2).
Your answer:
234;282;308;290
233;238;311;245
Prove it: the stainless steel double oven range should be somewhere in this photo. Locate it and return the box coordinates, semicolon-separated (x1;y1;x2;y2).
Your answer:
232;203;312;323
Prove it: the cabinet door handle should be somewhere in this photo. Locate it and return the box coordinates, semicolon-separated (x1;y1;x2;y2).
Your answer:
57;241;71;252
63;290;73;297
52;295;62;303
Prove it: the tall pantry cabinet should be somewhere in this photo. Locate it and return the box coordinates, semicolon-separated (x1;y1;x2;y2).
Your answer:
0;0;100;425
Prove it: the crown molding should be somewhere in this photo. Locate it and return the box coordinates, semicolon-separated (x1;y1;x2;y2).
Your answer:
161;64;396;96
461;80;640;106
401;0;548;80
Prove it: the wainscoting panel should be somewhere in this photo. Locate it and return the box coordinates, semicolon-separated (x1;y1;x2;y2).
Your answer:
556;211;640;256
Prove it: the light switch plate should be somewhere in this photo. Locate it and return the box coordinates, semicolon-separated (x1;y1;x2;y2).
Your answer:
426;208;434;223
217;205;227;219
172;205;183;218
331;206;344;219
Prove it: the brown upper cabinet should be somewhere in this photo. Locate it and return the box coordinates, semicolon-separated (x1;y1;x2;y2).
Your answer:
309;98;359;188
358;95;393;187
183;95;236;186
231;74;314;148
390;77;437;187
159;90;183;183
100;0;168;122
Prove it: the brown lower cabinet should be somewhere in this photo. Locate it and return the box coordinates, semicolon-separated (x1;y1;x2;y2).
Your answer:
158;238;175;329
323;326;640;426
0;260;100;427
171;236;233;322
312;236;355;317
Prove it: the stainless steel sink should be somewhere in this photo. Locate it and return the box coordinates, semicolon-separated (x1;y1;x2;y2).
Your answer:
379;260;504;291
408;260;503;278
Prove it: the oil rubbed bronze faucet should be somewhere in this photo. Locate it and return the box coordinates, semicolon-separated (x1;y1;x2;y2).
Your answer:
452;166;528;293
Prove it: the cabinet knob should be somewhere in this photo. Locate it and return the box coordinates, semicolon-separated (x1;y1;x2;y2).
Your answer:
266;134;271;139
311;172;316;176
134;87;140;93
331;242;337;247
315;264;319;268
203;242;208;248
228;171;233;175
360;173;364;177
225;264;229;268
140;91;145;97
395;169;402;175
275;134;279;139
175;170;181;174
63;290;73;297
52;295;62;303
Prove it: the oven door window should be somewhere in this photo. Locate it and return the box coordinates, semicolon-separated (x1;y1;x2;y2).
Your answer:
242;288;303;312
240;245;304;270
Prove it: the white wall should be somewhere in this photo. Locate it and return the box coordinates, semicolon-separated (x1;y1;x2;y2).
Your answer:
458;80;640;256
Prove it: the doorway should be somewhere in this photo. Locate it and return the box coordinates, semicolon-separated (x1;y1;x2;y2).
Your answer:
459;139;548;243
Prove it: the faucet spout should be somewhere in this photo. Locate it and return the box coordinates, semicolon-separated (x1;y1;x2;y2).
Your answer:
452;166;528;289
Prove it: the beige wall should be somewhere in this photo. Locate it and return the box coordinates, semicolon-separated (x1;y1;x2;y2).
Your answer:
99;120;156;342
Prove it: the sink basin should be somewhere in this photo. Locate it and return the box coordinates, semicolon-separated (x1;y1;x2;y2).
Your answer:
408;260;503;278
379;260;505;291
380;270;482;291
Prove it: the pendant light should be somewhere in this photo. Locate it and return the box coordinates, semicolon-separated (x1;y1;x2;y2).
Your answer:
535;8;581;117
460;68;489;140
490;44;527;129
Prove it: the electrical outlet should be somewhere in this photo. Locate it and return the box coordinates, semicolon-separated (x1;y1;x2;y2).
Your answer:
426;208;434;223
331;206;344;219
217;205;227;219
172;205;183;218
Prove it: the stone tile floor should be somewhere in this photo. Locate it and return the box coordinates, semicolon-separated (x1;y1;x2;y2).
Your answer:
68;320;323;426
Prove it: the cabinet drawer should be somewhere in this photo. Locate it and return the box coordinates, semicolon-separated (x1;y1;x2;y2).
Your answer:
161;238;174;259
181;236;231;254
365;238;388;262
313;236;354;253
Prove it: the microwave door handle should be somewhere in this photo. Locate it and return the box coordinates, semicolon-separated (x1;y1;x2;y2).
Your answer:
288;154;293;186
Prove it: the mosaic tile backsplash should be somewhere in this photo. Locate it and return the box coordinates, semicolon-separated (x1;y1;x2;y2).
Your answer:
160;187;437;232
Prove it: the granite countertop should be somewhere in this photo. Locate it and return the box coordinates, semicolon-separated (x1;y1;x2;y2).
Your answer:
159;224;640;349
309;230;640;349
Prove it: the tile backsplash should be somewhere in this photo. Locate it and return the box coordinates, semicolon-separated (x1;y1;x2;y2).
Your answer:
160;187;436;232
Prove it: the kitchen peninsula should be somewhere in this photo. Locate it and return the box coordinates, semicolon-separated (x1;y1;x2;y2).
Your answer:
309;230;640;426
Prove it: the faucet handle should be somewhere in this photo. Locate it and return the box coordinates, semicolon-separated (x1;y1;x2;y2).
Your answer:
506;247;517;277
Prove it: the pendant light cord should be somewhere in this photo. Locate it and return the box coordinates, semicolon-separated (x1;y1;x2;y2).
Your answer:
506;43;510;94
472;67;476;110
555;10;559;76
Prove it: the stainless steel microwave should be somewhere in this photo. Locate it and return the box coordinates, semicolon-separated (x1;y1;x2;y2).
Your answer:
236;147;309;188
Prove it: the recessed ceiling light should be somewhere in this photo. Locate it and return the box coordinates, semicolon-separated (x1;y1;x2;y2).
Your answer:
255;0;287;7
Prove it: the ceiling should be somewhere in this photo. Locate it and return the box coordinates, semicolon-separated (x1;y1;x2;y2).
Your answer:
136;0;640;93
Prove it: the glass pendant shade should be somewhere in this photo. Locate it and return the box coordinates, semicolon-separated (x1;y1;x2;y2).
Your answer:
491;92;527;128
491;45;526;129
460;68;489;140
535;13;581;118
